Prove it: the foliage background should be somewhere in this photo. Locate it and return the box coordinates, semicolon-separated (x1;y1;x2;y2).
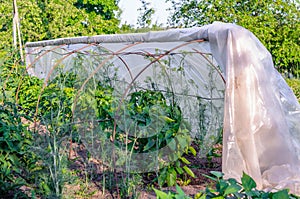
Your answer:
1;0;299;77
0;0;120;58
166;0;300;77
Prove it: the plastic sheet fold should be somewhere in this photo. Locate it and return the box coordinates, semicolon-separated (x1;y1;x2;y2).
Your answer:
208;22;300;194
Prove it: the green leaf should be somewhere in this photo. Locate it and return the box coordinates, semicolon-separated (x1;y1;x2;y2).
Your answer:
166;168;177;186
241;172;256;191
168;140;176;151
161;116;175;123
272;189;289;199
188;146;197;156
183;166;195;178
177;136;189;149
224;184;242;196
153;188;169;199
216;180;229;194
41;182;51;195
227;178;238;184
198;193;207;199
180;157;191;164
143;139;155;151
176;184;185;196
244;190;260;198
210;171;224;179
175;166;184;175
158;171;167;187
202;174;218;182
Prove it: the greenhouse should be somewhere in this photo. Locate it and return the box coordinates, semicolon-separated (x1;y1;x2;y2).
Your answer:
25;22;300;194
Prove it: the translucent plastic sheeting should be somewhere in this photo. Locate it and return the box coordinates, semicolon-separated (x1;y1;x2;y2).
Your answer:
25;26;225;171
25;22;300;194
208;23;300;194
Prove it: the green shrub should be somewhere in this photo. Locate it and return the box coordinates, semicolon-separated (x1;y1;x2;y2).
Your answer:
0;100;38;198
0;53;77;198
154;171;299;199
95;84;196;187
286;78;300;103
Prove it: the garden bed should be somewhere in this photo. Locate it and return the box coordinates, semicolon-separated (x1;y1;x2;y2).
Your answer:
62;142;222;198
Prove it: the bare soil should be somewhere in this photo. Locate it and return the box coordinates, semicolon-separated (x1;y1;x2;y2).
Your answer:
65;142;222;199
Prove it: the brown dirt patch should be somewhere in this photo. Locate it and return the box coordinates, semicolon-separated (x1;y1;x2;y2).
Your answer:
65;142;222;198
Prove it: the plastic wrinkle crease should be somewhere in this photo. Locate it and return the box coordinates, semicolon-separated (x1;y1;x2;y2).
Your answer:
208;22;300;195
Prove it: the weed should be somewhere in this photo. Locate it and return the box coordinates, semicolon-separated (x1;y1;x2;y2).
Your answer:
154;171;299;199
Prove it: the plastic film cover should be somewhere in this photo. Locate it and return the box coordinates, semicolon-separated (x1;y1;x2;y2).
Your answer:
208;22;300;194
25;22;300;194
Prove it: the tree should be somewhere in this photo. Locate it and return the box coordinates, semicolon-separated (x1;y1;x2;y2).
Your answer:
0;0;120;58
167;0;300;77
137;0;155;28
